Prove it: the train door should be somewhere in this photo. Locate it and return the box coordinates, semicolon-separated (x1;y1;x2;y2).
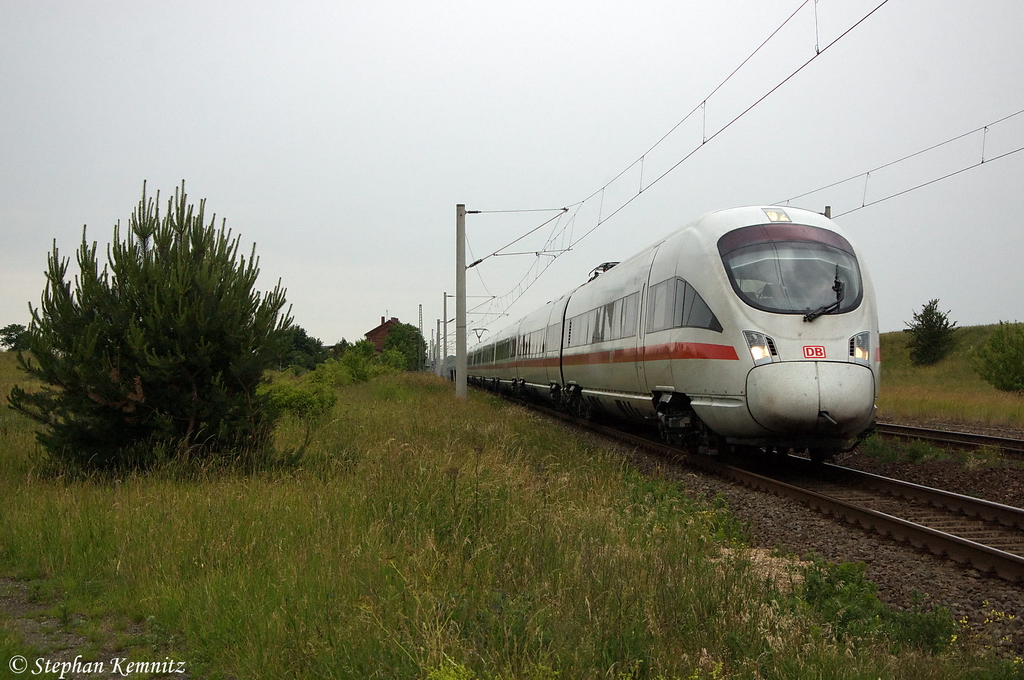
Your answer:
546;292;573;389
634;246;662;394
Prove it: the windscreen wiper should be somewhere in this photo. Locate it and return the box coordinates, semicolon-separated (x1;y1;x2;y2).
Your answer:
803;265;845;322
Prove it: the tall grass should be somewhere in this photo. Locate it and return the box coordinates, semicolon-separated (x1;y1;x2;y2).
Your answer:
0;352;40;477
0;353;1016;678
880;325;1024;427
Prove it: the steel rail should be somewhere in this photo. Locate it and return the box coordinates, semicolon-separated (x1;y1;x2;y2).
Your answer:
815;462;1024;530
500;394;1024;582
875;422;1024;456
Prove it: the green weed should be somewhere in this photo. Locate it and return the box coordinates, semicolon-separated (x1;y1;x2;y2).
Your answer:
793;558;956;654
0;354;1018;678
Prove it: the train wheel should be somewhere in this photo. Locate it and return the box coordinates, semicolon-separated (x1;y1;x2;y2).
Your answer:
697;428;720;457
808;448;835;463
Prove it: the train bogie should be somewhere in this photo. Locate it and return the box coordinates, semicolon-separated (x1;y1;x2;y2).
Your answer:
468;206;880;457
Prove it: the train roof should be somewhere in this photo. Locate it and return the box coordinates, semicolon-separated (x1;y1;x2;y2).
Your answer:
647;205;851;250
473;205;858;347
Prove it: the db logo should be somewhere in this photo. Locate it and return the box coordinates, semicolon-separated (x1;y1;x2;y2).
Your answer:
803;345;827;359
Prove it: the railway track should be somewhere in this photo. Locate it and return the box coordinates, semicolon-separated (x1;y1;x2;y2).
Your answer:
502;395;1024;582
875;422;1024;456
733;455;1024;583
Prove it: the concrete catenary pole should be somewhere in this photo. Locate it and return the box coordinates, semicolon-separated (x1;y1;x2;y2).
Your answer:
455;204;468;399
443;292;448;379
435;319;442;376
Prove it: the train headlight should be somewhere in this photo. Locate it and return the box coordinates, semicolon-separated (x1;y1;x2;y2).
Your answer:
849;331;871;365
762;208;791;223
743;330;776;366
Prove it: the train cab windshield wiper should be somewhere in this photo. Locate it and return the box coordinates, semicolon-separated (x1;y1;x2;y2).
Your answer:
803;264;845;322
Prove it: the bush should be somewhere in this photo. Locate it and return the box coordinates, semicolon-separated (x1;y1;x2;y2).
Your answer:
339;339;404;382
974;321;1024;393
8;182;292;470
904;299;957;365
258;379;336;421
305;358;354;388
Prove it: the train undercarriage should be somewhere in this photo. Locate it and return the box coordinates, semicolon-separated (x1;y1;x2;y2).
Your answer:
467;375;872;462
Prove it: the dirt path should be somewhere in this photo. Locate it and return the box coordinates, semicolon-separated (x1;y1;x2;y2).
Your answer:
1;578;190;679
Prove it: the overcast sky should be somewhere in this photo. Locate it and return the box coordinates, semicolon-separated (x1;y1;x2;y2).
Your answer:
3;0;1022;353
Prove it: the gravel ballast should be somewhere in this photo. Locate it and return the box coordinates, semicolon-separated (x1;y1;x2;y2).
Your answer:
616;433;1024;659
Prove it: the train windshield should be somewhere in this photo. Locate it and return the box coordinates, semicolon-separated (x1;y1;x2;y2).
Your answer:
718;223;863;316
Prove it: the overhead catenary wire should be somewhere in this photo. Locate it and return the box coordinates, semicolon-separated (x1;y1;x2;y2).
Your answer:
568;0;814;210
463;232;494;296
835;143;1024;217
467;208;568;268
777;107;1024;211
564;0;890;250
463;0;890;326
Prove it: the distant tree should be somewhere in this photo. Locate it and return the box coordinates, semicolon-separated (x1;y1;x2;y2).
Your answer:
329;338;351;359
1;323;27;351
974;322;1024;393
904;299;957;366
281;325;327;370
8;182;292;471
383;322;426;371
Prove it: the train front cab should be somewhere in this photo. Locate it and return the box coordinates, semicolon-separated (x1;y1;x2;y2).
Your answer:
705;209;880;456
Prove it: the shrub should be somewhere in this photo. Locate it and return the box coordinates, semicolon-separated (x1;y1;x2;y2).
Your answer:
904;299;957;365
974;321;1024;393
258;379;336;421
8;182;292;470
305;358;354;388
339;339;403;382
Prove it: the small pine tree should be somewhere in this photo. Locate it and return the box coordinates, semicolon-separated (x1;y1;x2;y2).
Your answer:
974;321;1024;393
904;299;957;366
8;182;292;470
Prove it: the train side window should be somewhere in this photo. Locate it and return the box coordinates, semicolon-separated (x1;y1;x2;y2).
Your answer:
608;298;622;340
567;291;641;346
592;306;606;344
546;322;562;351
648;278;723;333
646;279;674;332
675;279;724;332
622;292;638;338
567;312;592;348
588;309;600;344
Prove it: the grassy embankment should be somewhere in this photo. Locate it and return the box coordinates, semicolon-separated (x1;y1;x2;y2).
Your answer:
1;349;1021;678
878;324;1024;428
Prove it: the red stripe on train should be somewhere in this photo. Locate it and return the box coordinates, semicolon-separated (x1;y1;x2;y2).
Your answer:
561;342;739;366
476;342;740;371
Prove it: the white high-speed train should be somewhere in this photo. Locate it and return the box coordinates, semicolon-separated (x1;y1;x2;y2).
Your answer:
467;206;880;459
